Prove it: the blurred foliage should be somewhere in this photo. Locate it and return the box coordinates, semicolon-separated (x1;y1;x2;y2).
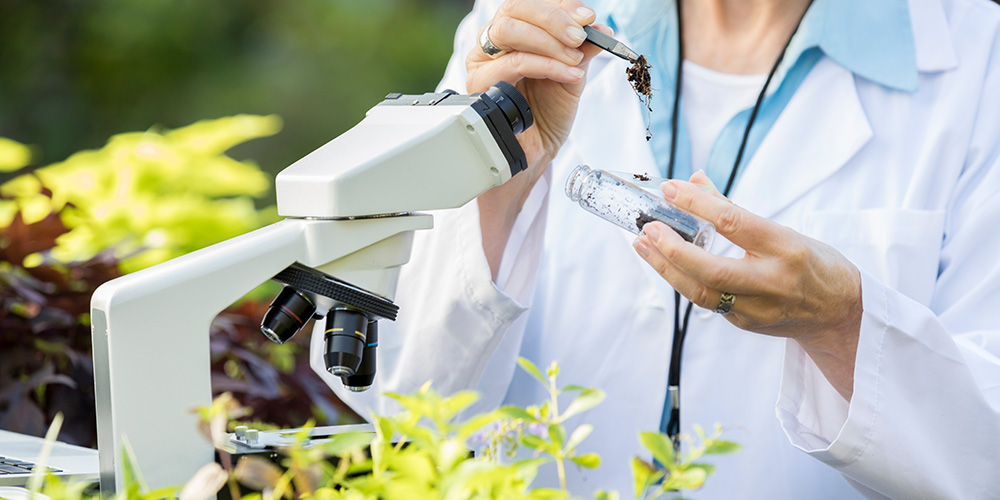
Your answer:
25;361;736;500
0;0;470;194
0;207;118;446
0;0;467;449
1;116;281;273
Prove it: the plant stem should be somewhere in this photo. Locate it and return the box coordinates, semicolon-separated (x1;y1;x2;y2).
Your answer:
549;373;567;492
555;456;567;492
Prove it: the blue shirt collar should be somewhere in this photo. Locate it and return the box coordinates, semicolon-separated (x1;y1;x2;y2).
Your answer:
792;0;918;91
606;0;919;92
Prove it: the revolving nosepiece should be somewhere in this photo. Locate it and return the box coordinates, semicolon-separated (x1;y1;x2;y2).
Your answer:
261;287;316;344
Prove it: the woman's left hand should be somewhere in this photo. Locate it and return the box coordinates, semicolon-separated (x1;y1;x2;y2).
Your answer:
633;171;863;399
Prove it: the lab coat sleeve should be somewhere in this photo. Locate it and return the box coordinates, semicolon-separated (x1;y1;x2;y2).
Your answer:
312;0;551;418
776;39;1000;500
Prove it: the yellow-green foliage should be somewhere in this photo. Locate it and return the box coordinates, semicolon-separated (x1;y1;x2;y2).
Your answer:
0;137;34;172
25;360;739;500
0;115;281;272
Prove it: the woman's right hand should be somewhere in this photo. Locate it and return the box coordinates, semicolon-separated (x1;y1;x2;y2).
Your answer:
467;0;611;277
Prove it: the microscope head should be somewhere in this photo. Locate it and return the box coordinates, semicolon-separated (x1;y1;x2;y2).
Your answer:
275;81;533;218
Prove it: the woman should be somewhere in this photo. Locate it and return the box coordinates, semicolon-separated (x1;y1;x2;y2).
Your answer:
318;0;1000;497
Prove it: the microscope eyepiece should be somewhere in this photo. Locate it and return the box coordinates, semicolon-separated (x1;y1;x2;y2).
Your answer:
484;81;533;135
323;309;369;377
260;287;316;344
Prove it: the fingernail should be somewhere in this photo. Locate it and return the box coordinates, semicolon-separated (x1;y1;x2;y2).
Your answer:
575;7;596;22
661;181;678;200
633;238;649;257
643;222;661;241
565;47;584;63
567;26;586;44
567;66;584;79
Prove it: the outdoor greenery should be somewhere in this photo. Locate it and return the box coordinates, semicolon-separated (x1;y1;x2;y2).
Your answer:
0;123;358;448
24;359;739;500
1;0;469;446
0;0;469;193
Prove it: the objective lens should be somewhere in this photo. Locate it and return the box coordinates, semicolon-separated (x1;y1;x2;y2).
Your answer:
260;287;316;344
324;310;369;377
342;320;377;392
485;81;533;134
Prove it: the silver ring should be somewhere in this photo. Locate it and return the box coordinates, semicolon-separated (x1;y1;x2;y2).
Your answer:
479;23;503;56
715;292;736;315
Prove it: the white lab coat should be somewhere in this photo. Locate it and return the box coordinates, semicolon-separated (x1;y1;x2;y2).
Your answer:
314;0;1000;497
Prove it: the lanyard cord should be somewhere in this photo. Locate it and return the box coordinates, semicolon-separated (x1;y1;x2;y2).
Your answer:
661;0;814;452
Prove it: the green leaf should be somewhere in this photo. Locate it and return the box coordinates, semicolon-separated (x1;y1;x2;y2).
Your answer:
525;487;569;500
570;453;601;469
704;440;742;455
566;424;593;451
630;457;663;500
639;431;675;467
561;384;590;393
517;357;547;385
594;489;620;500
118;437;149;496
496;405;537;421
28;413;63;494
456;410;503;439
386;449;434;480
685;462;716;477
666;466;707;490
440;390;480;422
561;389;606;421
142;485;181;500
322;431;374;457
0;137;32;172
521;434;546;450
548;423;565;446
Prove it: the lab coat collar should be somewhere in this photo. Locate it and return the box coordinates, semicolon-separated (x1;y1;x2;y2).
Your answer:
907;0;959;73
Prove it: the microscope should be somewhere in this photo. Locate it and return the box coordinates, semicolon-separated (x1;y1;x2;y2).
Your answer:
90;81;533;493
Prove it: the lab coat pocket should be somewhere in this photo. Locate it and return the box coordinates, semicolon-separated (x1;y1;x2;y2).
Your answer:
802;209;946;306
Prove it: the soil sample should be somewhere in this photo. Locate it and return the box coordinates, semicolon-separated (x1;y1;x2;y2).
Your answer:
633;173;651;182
635;212;656;232
626;55;654;141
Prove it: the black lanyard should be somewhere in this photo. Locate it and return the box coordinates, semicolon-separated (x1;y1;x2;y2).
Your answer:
659;0;814;452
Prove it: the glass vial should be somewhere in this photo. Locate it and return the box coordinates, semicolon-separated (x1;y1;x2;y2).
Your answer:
565;165;715;249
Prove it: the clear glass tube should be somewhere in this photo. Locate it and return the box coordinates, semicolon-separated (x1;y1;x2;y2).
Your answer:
565;164;715;249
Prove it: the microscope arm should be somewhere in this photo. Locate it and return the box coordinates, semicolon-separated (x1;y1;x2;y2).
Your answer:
90;215;431;493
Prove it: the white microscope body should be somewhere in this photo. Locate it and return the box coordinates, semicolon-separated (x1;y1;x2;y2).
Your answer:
90;82;533;493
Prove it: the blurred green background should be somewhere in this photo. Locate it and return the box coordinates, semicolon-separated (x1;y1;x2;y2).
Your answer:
0;0;473;445
0;0;471;190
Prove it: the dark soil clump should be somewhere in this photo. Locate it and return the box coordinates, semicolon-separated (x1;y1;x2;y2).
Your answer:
626;55;654;141
633;173;651;182
635;213;655;231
